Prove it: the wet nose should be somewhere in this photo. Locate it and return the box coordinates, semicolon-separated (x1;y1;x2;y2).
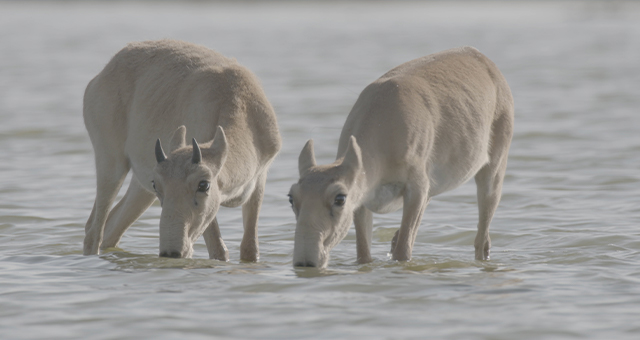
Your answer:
294;261;316;267
159;250;182;258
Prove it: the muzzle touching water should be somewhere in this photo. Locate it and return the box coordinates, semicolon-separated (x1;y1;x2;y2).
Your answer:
158;217;192;259
294;260;317;267
159;250;182;258
293;229;327;268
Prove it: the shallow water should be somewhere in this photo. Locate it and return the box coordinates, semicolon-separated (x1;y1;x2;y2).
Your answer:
1;1;640;339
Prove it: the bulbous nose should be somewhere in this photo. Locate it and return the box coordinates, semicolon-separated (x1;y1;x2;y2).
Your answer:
294;260;316;267
159;250;182;258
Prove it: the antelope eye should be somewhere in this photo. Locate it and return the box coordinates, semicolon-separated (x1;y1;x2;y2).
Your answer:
288;194;294;206
197;181;210;193
334;194;346;207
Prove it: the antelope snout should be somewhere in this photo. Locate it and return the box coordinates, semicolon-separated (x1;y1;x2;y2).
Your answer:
294;260;317;268
293;228;327;268
159;250;183;258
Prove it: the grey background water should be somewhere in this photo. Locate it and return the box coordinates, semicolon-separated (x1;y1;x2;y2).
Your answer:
1;1;639;339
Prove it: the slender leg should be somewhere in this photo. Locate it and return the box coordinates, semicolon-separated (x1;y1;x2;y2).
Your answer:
474;170;498;261
239;172;267;262
390;178;430;261
474;113;512;260
101;176;156;250
203;217;229;261
83;157;129;255
354;206;373;264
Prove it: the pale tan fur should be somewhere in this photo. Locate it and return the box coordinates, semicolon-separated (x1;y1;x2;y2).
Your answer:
83;40;281;260
290;47;513;268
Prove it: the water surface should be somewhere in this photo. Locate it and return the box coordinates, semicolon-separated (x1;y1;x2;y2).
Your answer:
1;1;639;339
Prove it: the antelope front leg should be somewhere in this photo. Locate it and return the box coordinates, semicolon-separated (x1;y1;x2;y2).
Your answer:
101;178;156;250
240;173;267;262
390;179;429;262
203;217;229;261
354;206;373;264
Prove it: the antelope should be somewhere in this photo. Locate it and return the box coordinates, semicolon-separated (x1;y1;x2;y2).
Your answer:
83;40;281;261
289;47;513;268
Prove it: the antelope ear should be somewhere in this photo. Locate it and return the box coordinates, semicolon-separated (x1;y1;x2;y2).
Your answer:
208;126;228;173
341;136;363;185
298;139;316;176
169;125;187;152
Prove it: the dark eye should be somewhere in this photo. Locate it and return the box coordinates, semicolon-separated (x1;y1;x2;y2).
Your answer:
151;180;156;191
288;194;294;206
334;194;346;207
197;181;210;193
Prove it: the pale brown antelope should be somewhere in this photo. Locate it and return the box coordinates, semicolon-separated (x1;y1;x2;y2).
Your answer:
289;47;513;268
83;40;281;261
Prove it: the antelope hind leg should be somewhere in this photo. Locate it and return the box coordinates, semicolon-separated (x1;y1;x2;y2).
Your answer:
84;157;129;255
474;114;512;261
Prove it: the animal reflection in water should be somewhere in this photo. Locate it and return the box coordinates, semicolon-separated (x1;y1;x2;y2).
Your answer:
82;40;281;261
289;47;514;268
